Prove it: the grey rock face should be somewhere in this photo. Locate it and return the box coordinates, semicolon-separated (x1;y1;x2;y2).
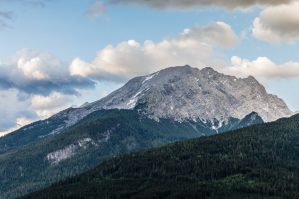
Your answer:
88;65;292;122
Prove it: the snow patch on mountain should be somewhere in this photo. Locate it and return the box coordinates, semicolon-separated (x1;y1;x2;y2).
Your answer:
127;90;144;109
142;72;159;84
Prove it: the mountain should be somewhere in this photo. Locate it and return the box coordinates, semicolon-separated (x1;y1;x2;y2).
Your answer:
0;66;292;154
0;65;291;198
22;114;299;199
91;66;291;122
0;110;261;199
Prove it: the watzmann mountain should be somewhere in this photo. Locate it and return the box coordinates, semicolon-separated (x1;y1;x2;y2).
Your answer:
91;65;291;122
0;66;293;199
44;65;291;139
44;65;292;133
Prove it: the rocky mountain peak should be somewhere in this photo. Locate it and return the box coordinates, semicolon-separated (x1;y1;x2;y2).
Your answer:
88;65;292;122
200;66;218;75
245;75;257;82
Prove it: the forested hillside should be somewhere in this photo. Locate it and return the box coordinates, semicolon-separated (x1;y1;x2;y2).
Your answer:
1;109;257;199
22;114;299;199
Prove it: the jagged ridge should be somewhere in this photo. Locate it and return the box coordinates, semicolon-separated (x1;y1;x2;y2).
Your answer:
90;65;292;122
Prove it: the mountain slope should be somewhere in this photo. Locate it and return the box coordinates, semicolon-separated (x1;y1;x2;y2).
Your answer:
0;110;259;199
23;114;299;199
0;110;69;153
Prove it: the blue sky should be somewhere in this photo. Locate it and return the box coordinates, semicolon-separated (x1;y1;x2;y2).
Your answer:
1;1;298;63
0;0;299;134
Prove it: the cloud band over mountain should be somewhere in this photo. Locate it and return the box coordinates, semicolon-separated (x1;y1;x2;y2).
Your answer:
0;50;95;96
70;21;238;81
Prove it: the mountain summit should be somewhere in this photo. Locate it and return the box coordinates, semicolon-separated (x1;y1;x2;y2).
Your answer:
89;65;292;122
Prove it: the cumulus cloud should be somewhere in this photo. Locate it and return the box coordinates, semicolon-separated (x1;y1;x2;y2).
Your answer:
224;56;299;80
0;89;75;137
70;21;238;81
0;89;35;133
108;0;293;9
252;2;299;43
0;49;95;95
0;87;79;136
86;0;106;18
31;92;75;119
0;49;96;135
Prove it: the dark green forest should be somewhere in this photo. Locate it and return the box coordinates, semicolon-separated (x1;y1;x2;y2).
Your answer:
2;109;257;199
0;108;259;199
21;114;299;199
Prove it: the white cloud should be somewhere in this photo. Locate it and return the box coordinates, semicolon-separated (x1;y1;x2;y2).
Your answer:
252;2;299;43
0;89;77;136
109;0;293;9
0;49;95;95
0;50;95;135
31;92;74;119
0;89;35;134
70;21;238;81
225;56;299;80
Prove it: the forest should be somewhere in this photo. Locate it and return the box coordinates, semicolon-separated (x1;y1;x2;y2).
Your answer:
21;114;299;199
